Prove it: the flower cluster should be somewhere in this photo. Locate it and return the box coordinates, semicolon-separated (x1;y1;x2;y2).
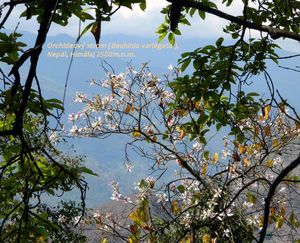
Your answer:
71;65;300;242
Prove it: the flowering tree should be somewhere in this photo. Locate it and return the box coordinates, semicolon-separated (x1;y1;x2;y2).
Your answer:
0;0;146;241
69;64;300;242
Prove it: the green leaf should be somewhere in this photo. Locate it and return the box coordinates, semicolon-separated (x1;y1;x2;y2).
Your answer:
139;1;146;11
76;22;94;42
158;32;167;43
177;185;185;193
181;59;191;72
198;10;205;20
168;32;175;46
203;150;210;160
80;11;95;21
247;92;259;97
216;37;224;47
78;166;98;176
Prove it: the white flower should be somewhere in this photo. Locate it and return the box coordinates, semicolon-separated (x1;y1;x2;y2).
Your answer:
91;117;102;129
74;92;87;103
169;183;177;192
73;216;81;225
49;131;59;144
125;163;133;173
161;90;175;100
58;214;66;223
145;176;155;185
90;79;97;85
273;155;283;166
103;94;115;106
68;113;75;122
167;64;174;71
192;141;203;152
213;188;222;199
70;125;79;135
111;191;122;201
222;148;231;159
278;186;286;193
156;193;168;203
223;228;230;237
242;201;253;208
93;210;101;219
124;196;132;204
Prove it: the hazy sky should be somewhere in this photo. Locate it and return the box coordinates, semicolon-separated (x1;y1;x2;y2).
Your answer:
4;0;299;52
5;0;235;38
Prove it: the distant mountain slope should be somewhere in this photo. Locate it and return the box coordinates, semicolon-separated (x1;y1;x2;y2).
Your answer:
5;30;300;207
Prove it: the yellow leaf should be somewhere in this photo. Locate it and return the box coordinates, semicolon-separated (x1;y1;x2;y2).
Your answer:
243;157;250;167
263;105;271;120
246;145;253;154
132;130;141;138
273;138;279;149
211;238;218;243
147;129;154;135
180;237;191;243
289;212;297;226
152;136;158;142
275;215;284;229
258;215;264;228
280;206;286;216
238;145;243;154
253;143;261;152
202;162;207;175
254;125;260;136
259;114;264;121
264;125;271;136
202;234;211;243
125;104;133;114
238;145;248;154
129;207;149;225
270;207;276;216
37;237;45;243
179;129;186;139
171;200;181;215
212;152;219;163
229;164;237;174
267;159;273;167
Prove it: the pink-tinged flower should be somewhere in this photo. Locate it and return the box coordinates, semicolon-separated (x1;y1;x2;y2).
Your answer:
125;163;133;173
68;112;81;122
124;196;132;204
70;125;79;135
68;113;75;122
167;117;174;127
93;210;101;219
111;192;122;201
74;92;87;103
